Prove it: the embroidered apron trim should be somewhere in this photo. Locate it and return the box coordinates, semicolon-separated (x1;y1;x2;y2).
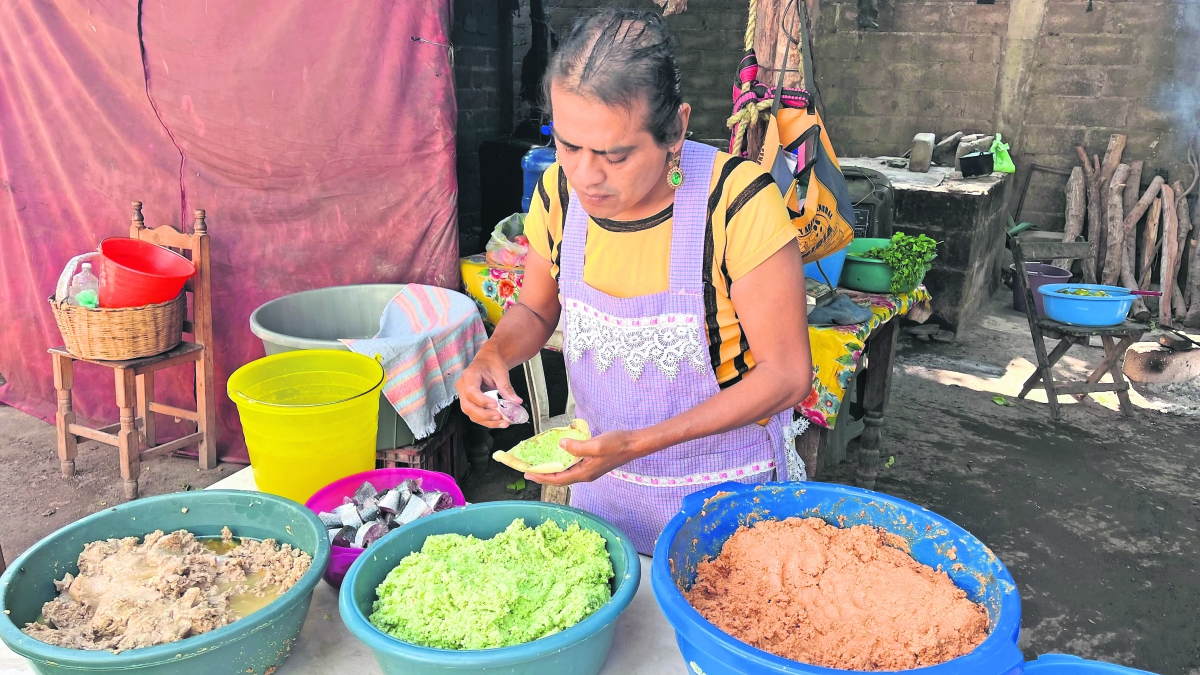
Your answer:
608;458;775;487
563;298;708;381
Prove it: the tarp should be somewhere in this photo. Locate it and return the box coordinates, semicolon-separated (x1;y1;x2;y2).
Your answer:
0;0;461;462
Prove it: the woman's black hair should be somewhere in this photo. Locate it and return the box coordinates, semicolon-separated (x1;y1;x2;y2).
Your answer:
542;8;684;148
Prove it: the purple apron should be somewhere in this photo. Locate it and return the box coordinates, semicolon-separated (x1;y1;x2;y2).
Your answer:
562;140;796;555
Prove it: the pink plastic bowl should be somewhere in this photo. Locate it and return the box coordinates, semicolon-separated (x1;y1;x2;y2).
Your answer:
305;468;465;589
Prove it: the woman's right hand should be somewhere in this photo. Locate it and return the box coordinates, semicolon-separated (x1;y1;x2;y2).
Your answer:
456;348;523;428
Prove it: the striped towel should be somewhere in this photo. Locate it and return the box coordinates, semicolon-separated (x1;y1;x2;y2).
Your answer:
341;285;486;440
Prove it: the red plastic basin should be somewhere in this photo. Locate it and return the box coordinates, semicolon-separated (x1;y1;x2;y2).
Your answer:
99;238;194;308
304;468;465;589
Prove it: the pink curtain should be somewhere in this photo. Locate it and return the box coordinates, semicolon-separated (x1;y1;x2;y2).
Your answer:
0;0;461;462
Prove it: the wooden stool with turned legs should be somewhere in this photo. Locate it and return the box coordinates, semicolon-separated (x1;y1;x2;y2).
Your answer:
49;202;218;499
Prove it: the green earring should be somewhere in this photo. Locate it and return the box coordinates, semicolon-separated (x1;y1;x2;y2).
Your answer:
667;153;684;190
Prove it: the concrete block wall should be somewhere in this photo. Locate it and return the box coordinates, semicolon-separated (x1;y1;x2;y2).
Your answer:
1015;0;1193;229
542;0;750;143
453;0;515;255
813;0;1193;232
501;0;1195;236
813;1;1007;159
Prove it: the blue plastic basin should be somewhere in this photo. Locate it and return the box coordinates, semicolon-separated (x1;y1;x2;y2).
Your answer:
339;501;639;675
804;246;848;287
1023;654;1157;674
652;482;1025;675
1038;283;1134;327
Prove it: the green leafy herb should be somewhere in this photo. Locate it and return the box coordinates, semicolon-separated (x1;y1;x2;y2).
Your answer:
506;478;526;492
884;456;895;469
992;395;1014;407
856;233;939;293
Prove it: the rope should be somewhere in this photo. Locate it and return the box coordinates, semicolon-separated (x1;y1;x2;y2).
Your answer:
743;0;757;51
726;0;810;157
727;100;771;157
728;0;761;156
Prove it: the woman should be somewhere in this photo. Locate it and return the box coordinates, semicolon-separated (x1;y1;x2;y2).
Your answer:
457;8;813;555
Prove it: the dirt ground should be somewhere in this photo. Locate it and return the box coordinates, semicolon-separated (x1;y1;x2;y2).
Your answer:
820;291;1200;674
0;290;1196;672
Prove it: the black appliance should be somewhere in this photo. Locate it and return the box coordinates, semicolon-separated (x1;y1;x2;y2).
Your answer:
842;166;894;239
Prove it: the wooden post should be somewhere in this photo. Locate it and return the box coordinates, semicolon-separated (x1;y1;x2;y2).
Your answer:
130;200;145;237
856;318;899;489
192;210;218;470
136;371;156;451
751;0;807;92
795;424;822;481
115;368;140;499
51;353;77;477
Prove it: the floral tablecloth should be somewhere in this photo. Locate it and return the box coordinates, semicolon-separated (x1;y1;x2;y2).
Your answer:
799;286;931;430
460;255;930;432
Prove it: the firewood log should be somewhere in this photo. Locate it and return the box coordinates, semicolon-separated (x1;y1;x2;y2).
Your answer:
1185;235;1200;328
1161;183;1178;327
1098;134;1127;190
1173;182;1192;318
1075;147;1104;280
1055;166;1086;270
1125;175;1164;234
1103;164;1131;285
1141;198;1163;282
1123;160;1143;219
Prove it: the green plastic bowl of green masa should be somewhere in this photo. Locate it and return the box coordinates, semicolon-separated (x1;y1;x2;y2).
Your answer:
840;237;933;294
339;501;640;675
0;490;330;675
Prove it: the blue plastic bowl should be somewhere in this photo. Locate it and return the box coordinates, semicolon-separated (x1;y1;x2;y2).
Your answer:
1038;283;1134;327
652;482;1024;675
338;501;639;675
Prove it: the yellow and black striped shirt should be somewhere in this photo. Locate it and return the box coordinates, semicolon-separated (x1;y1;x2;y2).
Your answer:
525;152;796;387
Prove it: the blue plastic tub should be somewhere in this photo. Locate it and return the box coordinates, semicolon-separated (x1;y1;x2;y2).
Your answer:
652;482;1025;675
521;147;557;213
1038;283;1135;327
339;501;639;675
804;245;848;287
1023;654;1157;674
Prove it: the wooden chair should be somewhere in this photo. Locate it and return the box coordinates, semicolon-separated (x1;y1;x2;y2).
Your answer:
523;340;576;506
1011;235;1147;420
49;202;217;499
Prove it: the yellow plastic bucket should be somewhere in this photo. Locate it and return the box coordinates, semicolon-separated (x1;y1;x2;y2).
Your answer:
228;350;385;503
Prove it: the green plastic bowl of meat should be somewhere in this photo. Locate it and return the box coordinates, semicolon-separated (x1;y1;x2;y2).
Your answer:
338;501;640;675
0;490;330;675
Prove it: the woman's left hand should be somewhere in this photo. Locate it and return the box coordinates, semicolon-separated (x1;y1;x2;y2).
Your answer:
525;431;643;486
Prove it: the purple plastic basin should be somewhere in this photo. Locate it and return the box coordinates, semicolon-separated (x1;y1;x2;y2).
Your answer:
1012;263;1071;316
305;468;465;589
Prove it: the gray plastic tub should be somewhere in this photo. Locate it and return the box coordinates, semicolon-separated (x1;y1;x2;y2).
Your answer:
250;284;436;450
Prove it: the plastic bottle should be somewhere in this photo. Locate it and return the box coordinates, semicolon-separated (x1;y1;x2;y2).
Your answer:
67;263;100;307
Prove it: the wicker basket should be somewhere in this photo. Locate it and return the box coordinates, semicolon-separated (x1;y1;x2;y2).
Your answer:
49;293;185;360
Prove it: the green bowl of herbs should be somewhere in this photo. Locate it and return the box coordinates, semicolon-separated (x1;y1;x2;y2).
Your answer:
842;234;938;294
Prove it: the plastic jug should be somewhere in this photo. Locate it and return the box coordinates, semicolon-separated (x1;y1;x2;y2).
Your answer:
521;146;557;213
67;263;100;307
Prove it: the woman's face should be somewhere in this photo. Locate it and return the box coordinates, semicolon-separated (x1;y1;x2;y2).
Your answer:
550;84;689;220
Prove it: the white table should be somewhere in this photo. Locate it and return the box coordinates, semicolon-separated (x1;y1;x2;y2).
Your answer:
0;467;686;675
